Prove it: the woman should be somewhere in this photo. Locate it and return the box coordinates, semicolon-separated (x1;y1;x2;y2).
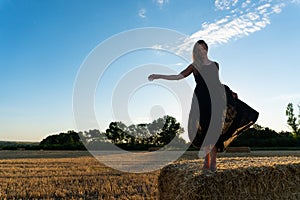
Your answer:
148;40;258;172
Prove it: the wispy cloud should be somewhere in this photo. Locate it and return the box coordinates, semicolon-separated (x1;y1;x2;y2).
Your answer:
173;0;292;57
154;0;169;9
215;0;239;10
156;0;297;59
138;0;169;20
168;62;185;67
138;8;147;18
152;44;164;50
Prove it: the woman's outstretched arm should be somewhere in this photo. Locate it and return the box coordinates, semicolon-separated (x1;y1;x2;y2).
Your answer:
148;64;193;81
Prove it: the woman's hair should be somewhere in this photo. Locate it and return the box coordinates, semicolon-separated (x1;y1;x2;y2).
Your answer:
192;40;208;66
197;40;208;51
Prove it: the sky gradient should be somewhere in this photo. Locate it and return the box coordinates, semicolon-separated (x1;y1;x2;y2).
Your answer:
1;0;300;141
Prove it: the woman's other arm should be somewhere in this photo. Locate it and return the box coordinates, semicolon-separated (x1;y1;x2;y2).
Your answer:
148;64;193;81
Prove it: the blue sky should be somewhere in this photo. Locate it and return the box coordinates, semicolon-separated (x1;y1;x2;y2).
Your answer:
1;0;300;141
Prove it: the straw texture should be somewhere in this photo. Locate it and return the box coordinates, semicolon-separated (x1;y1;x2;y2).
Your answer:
159;156;300;200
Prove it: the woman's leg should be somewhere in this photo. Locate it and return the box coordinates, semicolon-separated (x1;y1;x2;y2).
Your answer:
210;145;217;172
203;146;211;170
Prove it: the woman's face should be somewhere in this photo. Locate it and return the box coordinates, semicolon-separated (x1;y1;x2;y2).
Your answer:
197;43;207;57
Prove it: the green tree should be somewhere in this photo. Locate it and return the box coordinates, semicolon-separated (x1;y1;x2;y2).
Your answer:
40;131;85;150
80;129;108;143
79;129;112;150
286;103;300;136
252;124;263;131
155;115;184;146
104;115;186;149
105;122;132;144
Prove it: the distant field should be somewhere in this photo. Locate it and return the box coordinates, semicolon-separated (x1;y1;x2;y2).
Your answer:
0;150;91;159
0;150;299;199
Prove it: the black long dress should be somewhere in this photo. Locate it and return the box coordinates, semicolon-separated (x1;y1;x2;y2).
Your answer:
187;62;259;152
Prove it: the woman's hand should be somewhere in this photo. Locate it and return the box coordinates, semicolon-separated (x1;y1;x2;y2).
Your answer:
148;74;159;81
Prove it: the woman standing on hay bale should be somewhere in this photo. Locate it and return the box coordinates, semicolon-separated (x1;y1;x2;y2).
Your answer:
148;40;258;172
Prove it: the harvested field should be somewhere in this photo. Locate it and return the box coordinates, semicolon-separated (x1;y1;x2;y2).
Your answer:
0;152;159;200
0;150;300;199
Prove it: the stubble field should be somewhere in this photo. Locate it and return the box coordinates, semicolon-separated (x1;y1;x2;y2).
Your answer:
0;150;300;199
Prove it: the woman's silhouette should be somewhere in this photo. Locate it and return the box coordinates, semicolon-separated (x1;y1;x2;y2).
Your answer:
148;40;258;172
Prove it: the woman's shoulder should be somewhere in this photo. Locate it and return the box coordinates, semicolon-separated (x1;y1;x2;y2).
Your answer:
212;61;219;70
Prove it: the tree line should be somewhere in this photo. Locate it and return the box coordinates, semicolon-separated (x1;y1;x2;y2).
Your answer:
1;103;299;150
0;116;186;150
230;124;300;149
81;115;186;150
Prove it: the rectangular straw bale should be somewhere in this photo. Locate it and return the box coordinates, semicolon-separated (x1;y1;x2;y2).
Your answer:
226;147;251;153
159;160;300;200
